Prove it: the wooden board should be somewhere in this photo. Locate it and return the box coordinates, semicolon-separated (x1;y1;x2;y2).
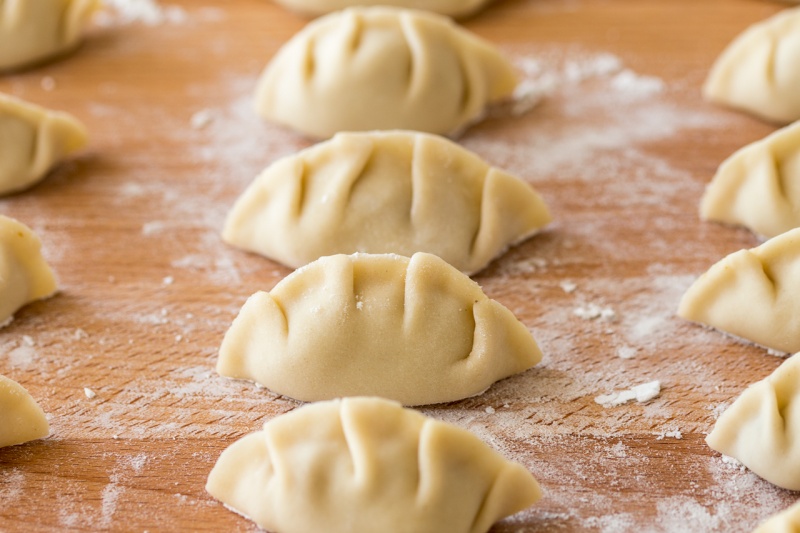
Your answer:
1;0;797;530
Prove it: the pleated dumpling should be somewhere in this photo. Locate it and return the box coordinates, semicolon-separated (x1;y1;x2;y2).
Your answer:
206;397;542;533
0;215;58;327
0;93;88;196
700;121;800;239
272;0;493;19
254;7;518;138
706;352;800;491
753;500;800;533
0;374;49;448
678;228;800;354
223;131;551;275
703;7;800;124
0;0;98;72
217;252;542;406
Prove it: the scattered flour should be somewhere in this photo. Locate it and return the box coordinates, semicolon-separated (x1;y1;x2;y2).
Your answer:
559;280;578;293
595;381;662;408
96;0;188;27
574;304;616;321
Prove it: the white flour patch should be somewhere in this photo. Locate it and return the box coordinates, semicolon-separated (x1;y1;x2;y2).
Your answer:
96;0;188;27
595;380;661;408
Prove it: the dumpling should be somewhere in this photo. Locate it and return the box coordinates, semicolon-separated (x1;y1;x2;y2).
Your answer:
0;215;58;327
254;7;518;138
0;93;88;196
706;352;800;491
223;130;551;275
700;121;800;239
703;7;800;124
0;0;98;72
0;374;49;447
678;228;800;354
272;0;492;19
217;252;542;406
206;397;542;533
753;500;800;533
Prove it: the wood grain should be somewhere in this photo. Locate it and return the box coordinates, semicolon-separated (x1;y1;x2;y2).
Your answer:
1;0;797;531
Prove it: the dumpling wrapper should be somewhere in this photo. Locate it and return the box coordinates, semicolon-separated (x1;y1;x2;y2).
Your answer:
272;0;493;19
206;397;542;533
254;7;518;138
703;7;800;124
217;252;542;406
0;0;98;72
0;93;88;196
700;121;800;239
707;352;800;491
753;500;800;533
0;374;49;448
223;130;551;275
678;227;800;354
0;215;58;327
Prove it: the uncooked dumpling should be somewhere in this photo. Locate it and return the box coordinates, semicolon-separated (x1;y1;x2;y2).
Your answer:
254;7;518;138
272;0;492;18
678;227;800;354
206;397;542;533
223;130;551;275
707;352;800;491
700;121;800;239
0;0;98;72
0;215;58;327
217;252;542;406
0;374;49;447
0;93;88;196
753;500;800;533
703;7;800;124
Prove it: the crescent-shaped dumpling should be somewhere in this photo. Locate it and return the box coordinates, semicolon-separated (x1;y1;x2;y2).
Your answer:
272;0;493;19
217;252;542;406
700;121;800;239
254;7;518;138
223;131;551;275
678;228;800;354
0;0;98;72
0;93;88;196
206;397;542;533
0;215;58;327
703;7;800;124
0;374;49;447
706;352;800;491
753;500;800;533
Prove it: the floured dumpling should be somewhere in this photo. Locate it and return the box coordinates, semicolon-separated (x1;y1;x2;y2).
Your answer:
254;7;518;138
678;228;800;354
0;374;49;447
217;252;542;406
272;0;493;18
224;130;551;275
704;7;800;124
0;215;58;327
707;352;800;491
0;0;98;72
0;93;88;196
206;397;542;533
701;121;800;239
753;500;800;533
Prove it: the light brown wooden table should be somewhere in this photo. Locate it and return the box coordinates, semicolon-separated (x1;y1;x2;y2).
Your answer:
1;0;797;531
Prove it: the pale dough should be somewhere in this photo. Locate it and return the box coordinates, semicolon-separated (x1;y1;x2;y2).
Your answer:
707;351;800;491
217;252;542;406
678;227;800;354
0;92;88;196
701;120;800;239
254;6;518;138
272;0;493;18
704;7;800;124
206;397;542;533
0;0;98;72
0;215;58;327
753;500;800;533
223;130;551;275
0;374;49;447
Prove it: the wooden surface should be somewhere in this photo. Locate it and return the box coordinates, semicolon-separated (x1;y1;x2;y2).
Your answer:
0;0;797;531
